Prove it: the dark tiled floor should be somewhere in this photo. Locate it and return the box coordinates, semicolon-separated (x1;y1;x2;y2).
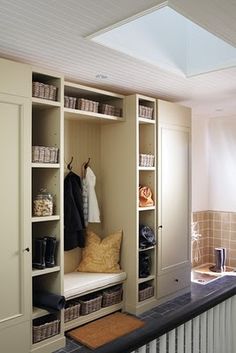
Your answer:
54;276;236;353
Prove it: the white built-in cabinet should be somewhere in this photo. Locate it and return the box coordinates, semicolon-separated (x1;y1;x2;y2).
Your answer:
157;100;191;299
0;59;31;353
0;57;192;352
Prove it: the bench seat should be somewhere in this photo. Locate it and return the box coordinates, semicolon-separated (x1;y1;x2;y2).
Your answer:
64;271;127;299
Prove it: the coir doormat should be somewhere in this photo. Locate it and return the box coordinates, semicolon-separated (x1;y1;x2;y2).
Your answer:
67;312;145;349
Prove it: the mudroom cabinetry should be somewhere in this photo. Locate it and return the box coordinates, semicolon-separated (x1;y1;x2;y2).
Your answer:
157;100;191;299
0;58;31;353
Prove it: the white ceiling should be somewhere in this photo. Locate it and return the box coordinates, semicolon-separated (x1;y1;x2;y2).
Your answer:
0;0;236;117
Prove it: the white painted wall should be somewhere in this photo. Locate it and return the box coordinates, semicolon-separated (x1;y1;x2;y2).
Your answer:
191;115;209;211
208;116;236;211
192;115;236;212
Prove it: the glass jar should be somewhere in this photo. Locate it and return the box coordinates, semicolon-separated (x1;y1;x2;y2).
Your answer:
33;189;53;216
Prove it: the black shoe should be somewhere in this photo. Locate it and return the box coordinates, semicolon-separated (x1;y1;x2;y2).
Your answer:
45;236;57;268
32;237;47;269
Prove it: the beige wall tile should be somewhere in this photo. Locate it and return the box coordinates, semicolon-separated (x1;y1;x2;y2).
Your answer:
230;213;236;223
230;223;236;232
230;231;236;241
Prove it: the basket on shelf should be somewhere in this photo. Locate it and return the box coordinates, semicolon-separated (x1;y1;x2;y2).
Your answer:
139;105;153;119
64;96;77;109
64;300;81;322
32;146;59;163
77;98;99;113
32;315;60;343
138;284;154;302
139;153;155;167
102;285;123;308
32;82;57;101
99;103;122;117
79;293;102;315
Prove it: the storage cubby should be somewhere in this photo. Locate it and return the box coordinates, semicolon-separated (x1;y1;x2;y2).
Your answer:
31;68;64;352
64;82;124;121
32;72;62;102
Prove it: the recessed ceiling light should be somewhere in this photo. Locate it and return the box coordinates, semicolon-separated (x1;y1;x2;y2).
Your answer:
216;108;223;112
96;74;108;79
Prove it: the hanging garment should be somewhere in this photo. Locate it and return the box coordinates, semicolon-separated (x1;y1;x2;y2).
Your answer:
85;167;100;223
82;178;88;226
64;171;86;250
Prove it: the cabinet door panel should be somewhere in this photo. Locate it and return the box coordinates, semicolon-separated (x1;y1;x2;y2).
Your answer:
158;124;190;274
0;94;31;331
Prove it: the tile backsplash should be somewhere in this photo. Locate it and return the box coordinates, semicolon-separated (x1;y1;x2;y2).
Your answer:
192;211;236;268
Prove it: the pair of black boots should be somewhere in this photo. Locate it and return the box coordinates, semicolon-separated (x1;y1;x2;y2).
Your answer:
33;236;57;269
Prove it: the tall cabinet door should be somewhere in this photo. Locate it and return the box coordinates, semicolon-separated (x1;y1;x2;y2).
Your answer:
0;93;31;353
157;100;191;299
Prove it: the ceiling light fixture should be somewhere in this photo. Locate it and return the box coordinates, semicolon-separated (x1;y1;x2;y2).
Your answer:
96;73;108;79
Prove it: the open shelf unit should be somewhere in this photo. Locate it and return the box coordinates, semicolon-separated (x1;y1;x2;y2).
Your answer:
64;81;124;123
31;67;64;352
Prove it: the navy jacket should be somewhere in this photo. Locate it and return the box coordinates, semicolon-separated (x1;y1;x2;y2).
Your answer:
64;171;86;250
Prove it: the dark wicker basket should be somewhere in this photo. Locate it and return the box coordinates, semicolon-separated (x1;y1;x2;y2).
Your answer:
64;96;77;109
64;300;81;322
77;98;99;113
139;284;154;302
32;315;60;343
79;294;102;315
102;285;123;307
139;105;153;119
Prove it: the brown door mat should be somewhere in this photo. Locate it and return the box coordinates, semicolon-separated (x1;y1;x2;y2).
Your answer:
67;312;145;349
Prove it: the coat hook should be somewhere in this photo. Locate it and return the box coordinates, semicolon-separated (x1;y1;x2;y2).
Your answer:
84;157;90;169
67;156;73;171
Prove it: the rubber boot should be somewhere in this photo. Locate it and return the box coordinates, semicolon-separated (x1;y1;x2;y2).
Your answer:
45;236;57;267
32;238;47;269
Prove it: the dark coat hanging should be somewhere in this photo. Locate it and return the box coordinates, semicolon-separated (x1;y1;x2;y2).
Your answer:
64;171;86;250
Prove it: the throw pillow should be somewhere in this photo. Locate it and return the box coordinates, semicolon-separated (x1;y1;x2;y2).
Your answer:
77;230;122;273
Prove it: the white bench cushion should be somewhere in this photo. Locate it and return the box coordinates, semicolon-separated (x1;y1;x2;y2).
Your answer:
64;271;127;299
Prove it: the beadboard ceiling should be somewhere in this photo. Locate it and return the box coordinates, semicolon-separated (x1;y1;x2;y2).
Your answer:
1;0;236;117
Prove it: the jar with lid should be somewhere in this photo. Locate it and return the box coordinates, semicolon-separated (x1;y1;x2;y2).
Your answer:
33;189;53;216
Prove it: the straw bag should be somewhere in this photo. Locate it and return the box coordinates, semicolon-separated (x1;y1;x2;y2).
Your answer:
139;186;154;207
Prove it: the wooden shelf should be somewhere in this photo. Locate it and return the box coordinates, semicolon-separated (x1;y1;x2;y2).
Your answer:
138;275;155;284
64;302;123;331
32;163;60;169
32;215;60;223
32;266;60;277
138;206;156;211
32;97;61;108
32;307;50;319
138;166;155;171
138;117;155;124
139;246;156;252
64;108;124;123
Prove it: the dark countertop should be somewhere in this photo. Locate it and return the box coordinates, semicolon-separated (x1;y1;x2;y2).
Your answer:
58;275;236;353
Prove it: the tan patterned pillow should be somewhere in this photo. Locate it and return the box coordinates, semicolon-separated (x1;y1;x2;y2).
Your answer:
77;230;122;273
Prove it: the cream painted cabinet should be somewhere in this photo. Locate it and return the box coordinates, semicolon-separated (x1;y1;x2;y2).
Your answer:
157;100;191;299
0;92;31;352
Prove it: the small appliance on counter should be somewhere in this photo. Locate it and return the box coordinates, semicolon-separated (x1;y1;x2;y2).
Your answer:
210;247;226;273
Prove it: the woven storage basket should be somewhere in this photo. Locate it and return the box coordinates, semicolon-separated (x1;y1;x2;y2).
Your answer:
100;104;122;117
77;98;99;113
64;301;81;322
79;294;102;315
102;285;123;308
32;316;60;343
64;96;77;109
32;146;59;163
32;82;57;101
139;154;155;167
139;105;153;119
139;284;154;302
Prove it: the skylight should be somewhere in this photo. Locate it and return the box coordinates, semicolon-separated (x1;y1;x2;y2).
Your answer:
89;5;236;77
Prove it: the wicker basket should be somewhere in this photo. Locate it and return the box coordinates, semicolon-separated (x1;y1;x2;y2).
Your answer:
32;82;57;101
139;153;155;167
138;284;154;302
99;104;122;117
32;146;59;163
139;105;153;119
32;315;60;343
102;285;123;308
64;300;81;322
64;96;77;109
77;98;99;113
79;294;102;315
